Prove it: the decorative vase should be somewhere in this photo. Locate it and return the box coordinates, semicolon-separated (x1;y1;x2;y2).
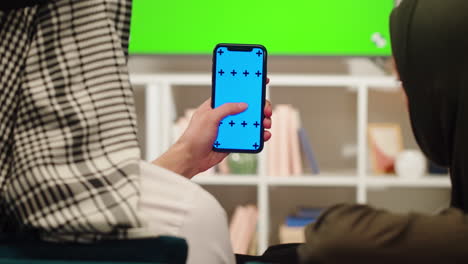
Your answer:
395;150;426;179
228;153;258;175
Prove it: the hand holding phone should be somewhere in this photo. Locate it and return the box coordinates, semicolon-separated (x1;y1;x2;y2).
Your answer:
212;43;268;153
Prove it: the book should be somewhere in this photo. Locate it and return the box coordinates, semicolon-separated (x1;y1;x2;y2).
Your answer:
268;105;307;177
229;205;258;254
229;206;244;253
368;123;403;174
279;225;305;244
237;205;258;254
268;108;281;176
285;216;316;227
289;107;303;176
277;105;290;176
279;208;323;244
296;208;323;219
247;231;258;255
428;161;449;175
298;127;320;174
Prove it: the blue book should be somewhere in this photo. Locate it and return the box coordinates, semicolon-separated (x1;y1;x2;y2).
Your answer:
286;216;316;227
428;160;449;175
297;208;323;219
298;128;320;174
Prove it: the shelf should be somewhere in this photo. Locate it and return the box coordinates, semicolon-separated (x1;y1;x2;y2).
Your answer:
192;175;259;186
130;73;399;91
193;173;359;187
193;174;451;188
137;72;439;253
267;174;358;187
366;175;451;188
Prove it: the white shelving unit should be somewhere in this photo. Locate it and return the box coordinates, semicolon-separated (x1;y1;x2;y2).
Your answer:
130;73;451;253
193;175;259;186
367;175;451;188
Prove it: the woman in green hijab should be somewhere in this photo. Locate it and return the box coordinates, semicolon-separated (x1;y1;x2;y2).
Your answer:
298;0;468;263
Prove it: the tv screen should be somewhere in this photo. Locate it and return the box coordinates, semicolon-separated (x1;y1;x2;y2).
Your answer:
129;0;394;56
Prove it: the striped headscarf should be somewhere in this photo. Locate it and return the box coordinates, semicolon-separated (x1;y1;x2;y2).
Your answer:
0;0;147;241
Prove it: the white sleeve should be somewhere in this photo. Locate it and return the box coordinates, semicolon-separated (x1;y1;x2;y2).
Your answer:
179;184;236;264
138;161;235;264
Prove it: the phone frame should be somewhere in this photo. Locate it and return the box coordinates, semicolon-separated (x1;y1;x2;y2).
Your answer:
211;43;268;153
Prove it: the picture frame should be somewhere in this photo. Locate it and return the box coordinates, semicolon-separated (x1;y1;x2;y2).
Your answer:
368;123;403;175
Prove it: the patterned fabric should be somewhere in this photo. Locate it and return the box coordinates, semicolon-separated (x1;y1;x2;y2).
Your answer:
0;0;147;241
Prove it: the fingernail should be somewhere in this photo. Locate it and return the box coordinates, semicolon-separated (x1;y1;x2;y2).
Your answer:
238;103;248;110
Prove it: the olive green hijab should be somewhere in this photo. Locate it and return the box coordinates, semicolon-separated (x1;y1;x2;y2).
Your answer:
391;0;468;211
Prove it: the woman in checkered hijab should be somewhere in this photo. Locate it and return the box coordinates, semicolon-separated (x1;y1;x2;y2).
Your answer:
0;1;272;263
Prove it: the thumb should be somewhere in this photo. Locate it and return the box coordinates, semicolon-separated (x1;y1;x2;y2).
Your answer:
212;102;248;122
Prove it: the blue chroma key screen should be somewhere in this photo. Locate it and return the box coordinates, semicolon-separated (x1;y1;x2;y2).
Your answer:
213;46;265;152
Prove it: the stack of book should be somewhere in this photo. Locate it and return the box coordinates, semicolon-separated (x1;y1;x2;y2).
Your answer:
268;105;320;177
229;205;258;254
279;208;323;244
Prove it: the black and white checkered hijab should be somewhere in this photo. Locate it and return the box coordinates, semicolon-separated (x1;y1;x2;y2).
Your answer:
0;0;146;241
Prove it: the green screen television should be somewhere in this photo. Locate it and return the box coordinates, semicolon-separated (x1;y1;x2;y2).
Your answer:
129;0;395;56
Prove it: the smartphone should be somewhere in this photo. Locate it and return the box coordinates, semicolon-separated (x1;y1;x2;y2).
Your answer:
212;43;267;153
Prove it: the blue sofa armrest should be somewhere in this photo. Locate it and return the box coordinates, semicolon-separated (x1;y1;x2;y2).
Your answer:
0;236;187;264
0;260;150;264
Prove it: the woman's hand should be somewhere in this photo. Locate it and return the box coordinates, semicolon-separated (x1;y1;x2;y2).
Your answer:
153;95;272;179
